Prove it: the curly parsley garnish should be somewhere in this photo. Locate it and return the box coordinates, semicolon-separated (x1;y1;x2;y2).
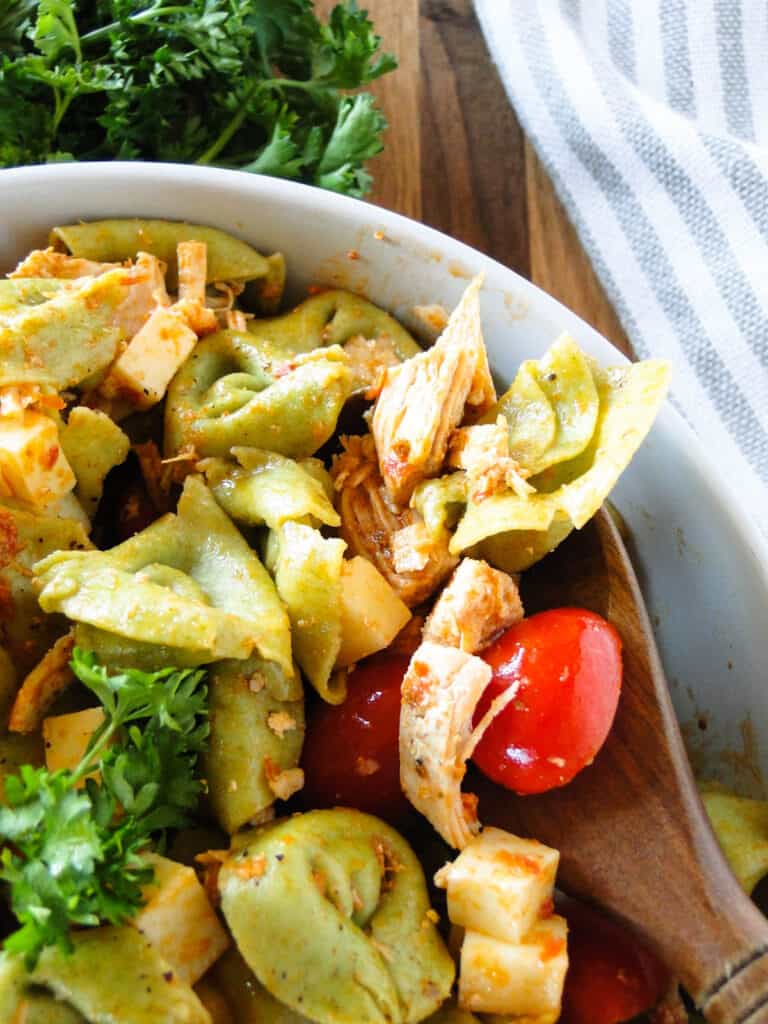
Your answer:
0;649;208;967
0;0;396;197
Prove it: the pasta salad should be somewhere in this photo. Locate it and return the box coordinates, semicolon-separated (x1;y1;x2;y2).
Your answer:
0;218;707;1024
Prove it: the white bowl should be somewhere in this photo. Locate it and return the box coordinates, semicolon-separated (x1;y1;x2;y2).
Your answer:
2;162;767;793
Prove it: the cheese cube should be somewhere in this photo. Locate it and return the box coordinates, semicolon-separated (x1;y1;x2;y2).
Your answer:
43;706;105;777
0;410;75;507
458;917;568;1020
434;828;559;944
134;853;230;985
100;305;197;409
336;556;412;667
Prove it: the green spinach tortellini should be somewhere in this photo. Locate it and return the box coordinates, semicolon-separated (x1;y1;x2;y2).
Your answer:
51;218;270;289
204;655;305;834
271;522;347;704
0;926;209;1024
245;289;421;368
201;447;340;531
451;347;670;571
0;270;132;390
0;504;91;676
164;331;354;460
34;476;292;673
219;809;454;1024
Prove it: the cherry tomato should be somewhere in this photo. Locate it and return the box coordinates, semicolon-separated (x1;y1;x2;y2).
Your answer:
558;895;669;1024
472;608;622;794
300;654;411;823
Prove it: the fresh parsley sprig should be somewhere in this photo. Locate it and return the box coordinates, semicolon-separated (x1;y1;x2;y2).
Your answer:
0;0;397;198
0;649;208;967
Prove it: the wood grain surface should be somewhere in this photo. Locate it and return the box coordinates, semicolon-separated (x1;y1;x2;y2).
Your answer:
317;0;632;356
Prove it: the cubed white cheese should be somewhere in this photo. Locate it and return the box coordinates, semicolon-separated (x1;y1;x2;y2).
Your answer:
42;706;105;777
336;556;411;667
0;410;75;508
134;853;230;985
100;305;197;409
434;828;559;944
458;916;568;1020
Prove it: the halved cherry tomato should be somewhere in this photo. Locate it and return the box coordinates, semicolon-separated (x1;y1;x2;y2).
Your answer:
558;895;669;1024
300;654;411;823
472;608;622;794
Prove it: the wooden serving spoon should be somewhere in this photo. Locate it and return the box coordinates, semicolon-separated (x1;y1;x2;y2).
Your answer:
474;506;768;1023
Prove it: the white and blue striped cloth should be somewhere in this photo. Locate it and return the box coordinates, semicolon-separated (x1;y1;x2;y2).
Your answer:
475;0;768;520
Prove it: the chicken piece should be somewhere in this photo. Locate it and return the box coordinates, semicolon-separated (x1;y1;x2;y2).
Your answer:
10;247;120;279
423;558;523;654
343;333;401;397
133;440;175;514
372;276;496;505
177;240;207;305
114;251;170;339
448;418;534;502
333;435;458;608
226;309;248;332
9;630;75;734
399;641;492;849
174;296;222;337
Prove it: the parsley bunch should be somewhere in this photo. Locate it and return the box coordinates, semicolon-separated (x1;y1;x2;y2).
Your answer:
0;649;208;967
0;0;397;197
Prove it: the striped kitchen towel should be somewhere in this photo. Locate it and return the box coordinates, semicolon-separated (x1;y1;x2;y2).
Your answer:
474;0;768;521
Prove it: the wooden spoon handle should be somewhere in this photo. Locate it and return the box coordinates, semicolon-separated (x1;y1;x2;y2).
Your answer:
702;949;768;1022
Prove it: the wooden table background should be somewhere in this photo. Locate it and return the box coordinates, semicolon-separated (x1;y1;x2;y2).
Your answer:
317;0;632;359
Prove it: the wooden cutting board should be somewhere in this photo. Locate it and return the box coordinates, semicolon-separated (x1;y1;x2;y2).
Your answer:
316;0;633;360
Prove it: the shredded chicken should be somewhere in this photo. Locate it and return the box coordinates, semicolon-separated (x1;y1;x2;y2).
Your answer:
177;240;207;305
112;252;170;340
343;334;401;397
372;275;496;505
133;440;175;514
399;641;492;849
264;760;305;801
8;630;75;734
226;309;248;332
172;296;219;337
448;417;534;502
423;558;524;654
10;247;121;279
332;435;458;608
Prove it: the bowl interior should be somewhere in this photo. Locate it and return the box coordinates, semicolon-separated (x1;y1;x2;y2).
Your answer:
2;162;767;794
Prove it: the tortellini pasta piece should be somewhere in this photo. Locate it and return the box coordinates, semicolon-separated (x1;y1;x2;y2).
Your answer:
215;947;312;1023
484;333;599;475
219;809;455;1024
272;521;347;704
0;270;133;390
700;782;768;894
452;356;670;570
204;655;305;834
35;476;292;673
0;277;73;312
164;331;354;459
246;289;422;369
1;926;210;1024
51;218;270;289
201;447;340;530
0;503;91;676
59;407;130;517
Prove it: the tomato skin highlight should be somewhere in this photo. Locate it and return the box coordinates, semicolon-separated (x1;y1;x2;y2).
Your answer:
557;895;669;1024
300;654;411;823
472;608;622;794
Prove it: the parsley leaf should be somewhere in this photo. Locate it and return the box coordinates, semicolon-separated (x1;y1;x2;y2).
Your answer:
0;650;208;967
0;0;397;197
